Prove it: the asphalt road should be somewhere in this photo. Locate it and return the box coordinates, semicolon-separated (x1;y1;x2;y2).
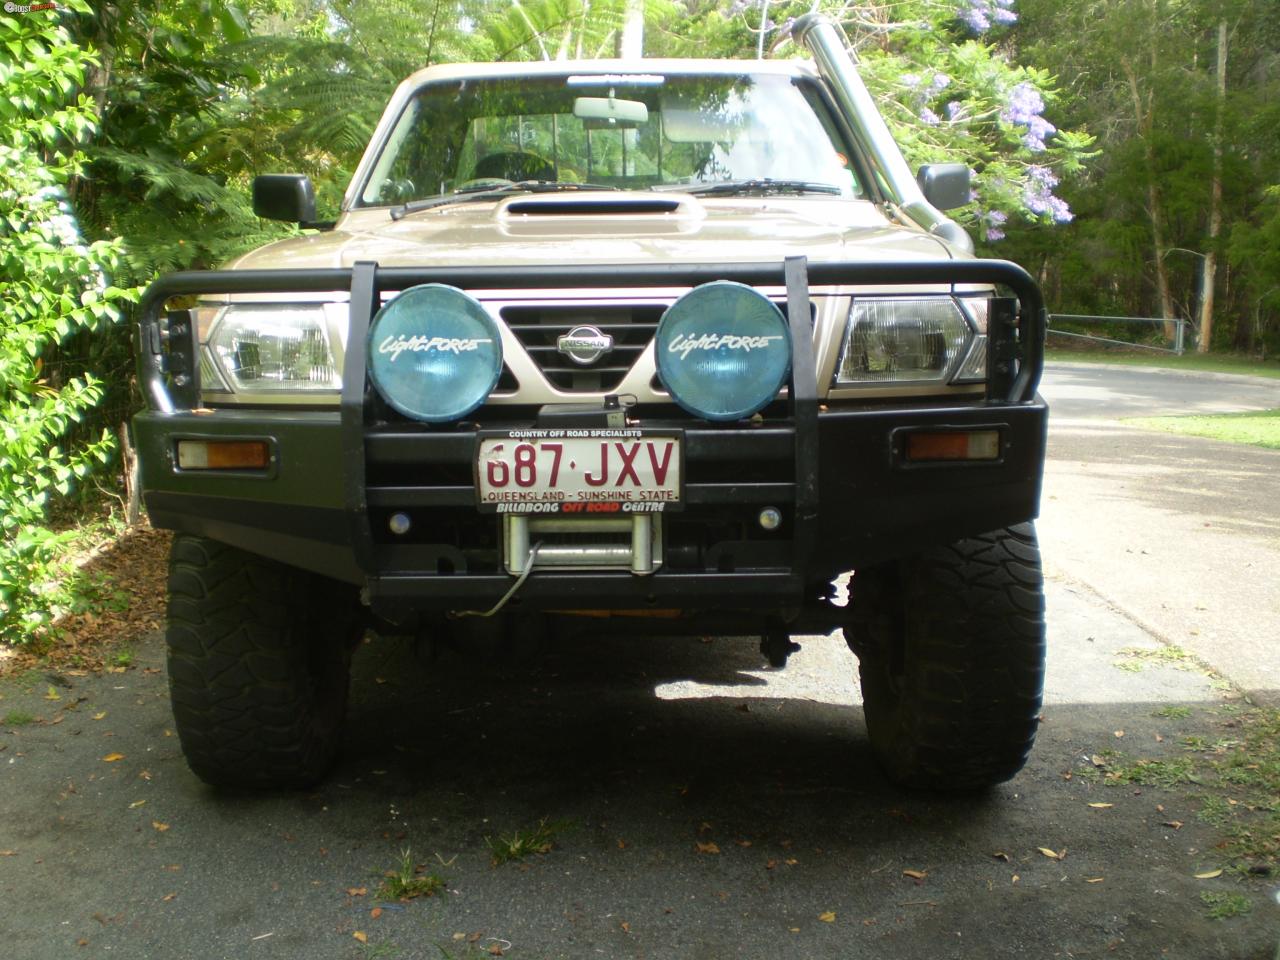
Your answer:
1;362;1277;960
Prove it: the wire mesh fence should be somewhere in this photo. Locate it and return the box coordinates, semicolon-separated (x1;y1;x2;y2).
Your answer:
1047;314;1188;355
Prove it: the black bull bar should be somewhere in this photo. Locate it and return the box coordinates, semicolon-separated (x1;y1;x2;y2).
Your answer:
136;257;1046;590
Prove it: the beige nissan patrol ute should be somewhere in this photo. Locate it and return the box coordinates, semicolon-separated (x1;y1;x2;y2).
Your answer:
134;15;1049;792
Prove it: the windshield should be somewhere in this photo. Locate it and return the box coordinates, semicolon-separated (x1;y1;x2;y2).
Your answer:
357;72;862;206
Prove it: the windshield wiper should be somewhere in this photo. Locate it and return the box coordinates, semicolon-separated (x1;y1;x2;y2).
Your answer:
390;181;619;221
675;179;843;198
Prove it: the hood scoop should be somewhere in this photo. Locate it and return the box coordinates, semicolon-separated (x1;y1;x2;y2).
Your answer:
498;193;701;219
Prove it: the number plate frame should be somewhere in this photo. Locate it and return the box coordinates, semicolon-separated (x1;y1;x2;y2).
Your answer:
474;428;684;514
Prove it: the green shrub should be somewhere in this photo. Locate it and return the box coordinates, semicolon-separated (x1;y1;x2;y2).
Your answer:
0;3;137;644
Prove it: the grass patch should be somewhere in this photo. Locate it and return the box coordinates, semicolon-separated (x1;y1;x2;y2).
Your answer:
1103;756;1199;787
1198;794;1234;827
2;709;36;727
486;817;565;865
1046;347;1280;380
1113;645;1199;673
376;849;446;901
1153;705;1193;720
1200;891;1252;919
1125;408;1280;450
1102;707;1280;868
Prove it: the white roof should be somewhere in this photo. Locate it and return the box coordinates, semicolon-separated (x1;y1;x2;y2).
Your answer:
395;57;818;91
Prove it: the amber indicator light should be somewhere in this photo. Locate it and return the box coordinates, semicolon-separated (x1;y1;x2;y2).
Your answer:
905;430;1000;462
177;440;270;470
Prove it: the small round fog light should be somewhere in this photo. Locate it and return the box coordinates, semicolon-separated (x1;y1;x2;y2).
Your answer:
758;507;783;531
388;512;412;536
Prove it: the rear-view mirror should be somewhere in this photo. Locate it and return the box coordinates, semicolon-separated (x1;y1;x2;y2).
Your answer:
573;96;649;130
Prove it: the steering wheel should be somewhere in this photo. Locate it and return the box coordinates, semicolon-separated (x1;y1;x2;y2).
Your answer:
472;150;555;182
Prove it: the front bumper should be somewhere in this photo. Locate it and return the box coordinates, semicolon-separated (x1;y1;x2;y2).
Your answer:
135;258;1047;621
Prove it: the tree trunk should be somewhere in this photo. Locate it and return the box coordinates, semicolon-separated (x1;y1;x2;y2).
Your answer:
1122;61;1177;340
1197;19;1227;354
119;422;141;527
619;0;644;58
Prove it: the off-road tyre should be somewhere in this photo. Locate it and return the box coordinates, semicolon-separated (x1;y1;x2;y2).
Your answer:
846;524;1046;791
166;534;360;790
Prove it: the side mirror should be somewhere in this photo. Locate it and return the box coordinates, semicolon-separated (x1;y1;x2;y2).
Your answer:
253;174;316;223
916;163;971;211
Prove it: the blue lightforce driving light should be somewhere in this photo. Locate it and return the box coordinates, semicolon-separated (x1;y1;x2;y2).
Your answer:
367;284;503;423
655;281;792;421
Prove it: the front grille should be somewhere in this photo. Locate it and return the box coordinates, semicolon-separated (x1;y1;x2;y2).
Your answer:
501;304;662;392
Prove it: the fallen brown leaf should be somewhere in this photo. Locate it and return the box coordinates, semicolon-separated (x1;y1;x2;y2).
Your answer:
370;907;382;919
734;839;752;848
784;857;798;866
695;841;721;855
818;911;836;923
152;821;170;833
352;931;367;944
992;852;1010;863
487;944;504;957
162;893;176;902
346;887;367;897
620;921;630;933
1038;847;1065;861
1088;802;1114;809
902;869;927;880
765;858;779;870
129;800;146;809
1085;878;1105;884
44;686;61;701
1194;869;1223;879
101;753;125;763
1163;820;1184;830
92;712;107;721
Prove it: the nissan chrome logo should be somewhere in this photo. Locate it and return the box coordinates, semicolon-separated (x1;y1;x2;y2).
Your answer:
556;324;614;365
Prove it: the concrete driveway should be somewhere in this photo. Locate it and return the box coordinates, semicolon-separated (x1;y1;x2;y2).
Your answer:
1039;363;1280;706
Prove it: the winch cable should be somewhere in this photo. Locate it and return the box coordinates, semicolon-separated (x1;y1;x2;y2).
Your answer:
451;541;544;618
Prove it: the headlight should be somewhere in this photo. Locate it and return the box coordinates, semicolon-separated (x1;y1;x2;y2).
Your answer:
367;284;502;423
834;297;976;387
207;304;341;394
655;281;792;422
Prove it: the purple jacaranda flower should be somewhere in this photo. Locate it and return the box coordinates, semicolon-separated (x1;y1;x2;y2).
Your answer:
1003;82;1056;152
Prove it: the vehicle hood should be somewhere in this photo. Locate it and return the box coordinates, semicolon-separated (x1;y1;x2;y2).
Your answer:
228;196;958;271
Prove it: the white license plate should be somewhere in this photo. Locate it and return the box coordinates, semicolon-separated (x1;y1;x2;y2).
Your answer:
476;430;681;513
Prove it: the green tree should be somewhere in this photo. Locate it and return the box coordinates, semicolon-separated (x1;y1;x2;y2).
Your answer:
0;2;136;643
655;1;1096;239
